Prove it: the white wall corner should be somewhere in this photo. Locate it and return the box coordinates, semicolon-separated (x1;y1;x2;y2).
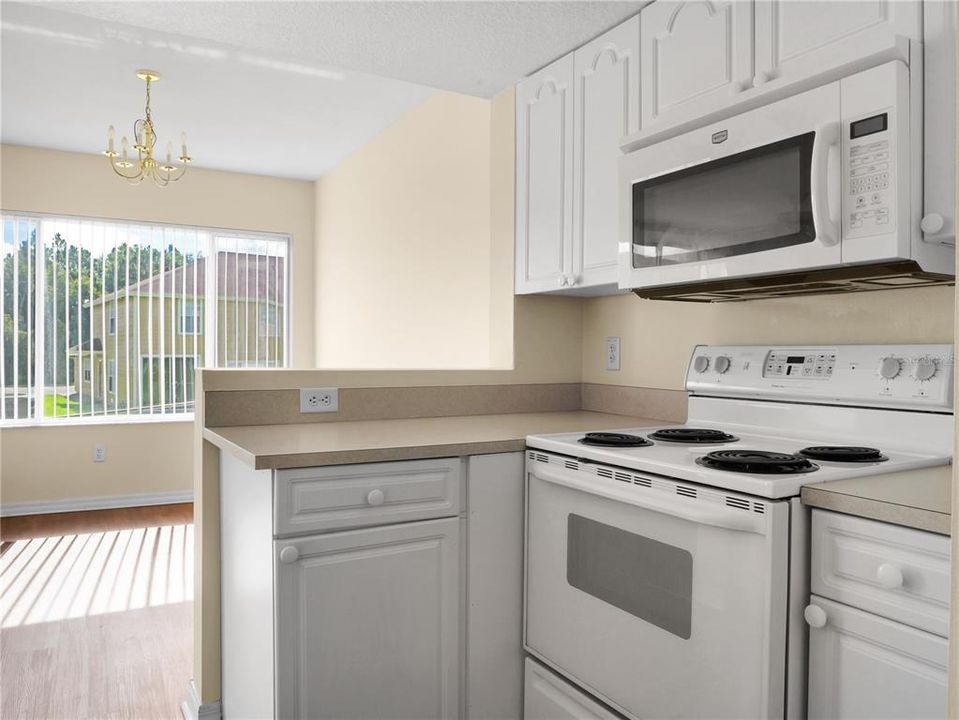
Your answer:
180;679;222;720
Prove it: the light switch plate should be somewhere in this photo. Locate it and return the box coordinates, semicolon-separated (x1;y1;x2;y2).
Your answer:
605;337;620;371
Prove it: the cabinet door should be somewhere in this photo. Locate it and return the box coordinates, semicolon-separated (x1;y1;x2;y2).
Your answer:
275;518;461;720
572;16;640;291
806;596;947;720
524;658;623;720
641;0;753;130
755;1;920;88
515;54;574;294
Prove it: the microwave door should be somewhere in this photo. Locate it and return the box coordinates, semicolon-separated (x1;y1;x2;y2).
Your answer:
619;81;843;290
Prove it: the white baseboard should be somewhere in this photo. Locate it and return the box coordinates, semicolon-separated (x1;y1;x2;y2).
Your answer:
0;490;193;517
180;679;222;720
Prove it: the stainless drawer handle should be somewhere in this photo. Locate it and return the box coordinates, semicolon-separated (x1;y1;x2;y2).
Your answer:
877;563;904;589
366;489;385;506
279;546;300;564
804;604;828;628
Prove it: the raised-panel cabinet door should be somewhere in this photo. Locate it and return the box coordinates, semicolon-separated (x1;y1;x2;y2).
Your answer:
806;596;947;720
641;0;754;130
515;54;574;294
275;518;461;720
572;16;640;292
754;0;920;87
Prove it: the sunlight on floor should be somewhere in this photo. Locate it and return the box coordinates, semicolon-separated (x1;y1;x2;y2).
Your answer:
0;524;194;628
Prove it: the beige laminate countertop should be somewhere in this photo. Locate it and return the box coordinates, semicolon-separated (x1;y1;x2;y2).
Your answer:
205;411;667;470
801;465;953;535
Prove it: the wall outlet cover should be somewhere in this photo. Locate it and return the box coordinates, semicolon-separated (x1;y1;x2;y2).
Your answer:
93;444;106;462
300;387;339;413
605;337;621;371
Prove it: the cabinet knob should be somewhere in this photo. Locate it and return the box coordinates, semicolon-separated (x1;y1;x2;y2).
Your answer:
754;70;772;87
921;213;944;234
367;489;385;506
567;274;578;287
728;80;746;95
558;275;568;288
876;563;904;589
804;604;828;628
279;546;300;564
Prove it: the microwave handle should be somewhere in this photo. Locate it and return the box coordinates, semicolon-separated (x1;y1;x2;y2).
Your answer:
530;462;768;535
811;123;841;247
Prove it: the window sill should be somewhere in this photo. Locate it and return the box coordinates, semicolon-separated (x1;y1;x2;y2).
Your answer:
1;414;196;429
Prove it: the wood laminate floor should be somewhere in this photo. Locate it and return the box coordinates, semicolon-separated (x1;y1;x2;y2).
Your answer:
0;504;194;719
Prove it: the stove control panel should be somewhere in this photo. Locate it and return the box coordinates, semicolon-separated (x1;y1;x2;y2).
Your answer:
687;344;954;411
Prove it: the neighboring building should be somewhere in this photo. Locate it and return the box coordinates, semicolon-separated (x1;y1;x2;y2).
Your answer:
68;252;285;413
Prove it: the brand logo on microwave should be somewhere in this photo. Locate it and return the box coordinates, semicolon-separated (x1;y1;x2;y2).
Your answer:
711;130;728;144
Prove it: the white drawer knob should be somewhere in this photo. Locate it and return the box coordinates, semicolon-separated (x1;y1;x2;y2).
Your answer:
804;604;828;628
279;546;300;564
366;489;385;506
876;563;904;589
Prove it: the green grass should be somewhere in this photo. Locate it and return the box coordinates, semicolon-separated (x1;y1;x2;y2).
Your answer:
44;393;81;416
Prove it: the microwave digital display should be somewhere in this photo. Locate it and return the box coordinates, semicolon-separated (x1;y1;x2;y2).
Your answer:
850;113;888;139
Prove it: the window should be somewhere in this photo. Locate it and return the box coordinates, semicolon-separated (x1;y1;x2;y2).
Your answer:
178;299;202;335
1;214;290;423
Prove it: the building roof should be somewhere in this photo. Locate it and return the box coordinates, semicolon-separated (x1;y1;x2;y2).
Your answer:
92;253;285;305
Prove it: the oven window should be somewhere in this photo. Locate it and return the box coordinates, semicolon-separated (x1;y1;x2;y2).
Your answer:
632;132;815;268
567;514;693;639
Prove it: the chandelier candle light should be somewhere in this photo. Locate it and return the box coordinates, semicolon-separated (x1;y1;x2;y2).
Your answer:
104;69;191;186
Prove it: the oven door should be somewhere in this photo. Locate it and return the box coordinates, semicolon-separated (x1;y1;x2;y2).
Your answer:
618;81;842;292
525;458;790;719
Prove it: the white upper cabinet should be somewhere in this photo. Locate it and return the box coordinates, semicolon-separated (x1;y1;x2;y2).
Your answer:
640;1;754;130
515;54;574;294
572;16;640;290
755;1;921;88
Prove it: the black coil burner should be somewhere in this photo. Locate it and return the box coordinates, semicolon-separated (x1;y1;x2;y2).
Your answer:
798;446;888;463
578;432;653;448
696;449;819;475
647;428;739;444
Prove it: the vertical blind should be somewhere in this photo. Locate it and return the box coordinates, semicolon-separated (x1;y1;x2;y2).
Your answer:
1;214;289;423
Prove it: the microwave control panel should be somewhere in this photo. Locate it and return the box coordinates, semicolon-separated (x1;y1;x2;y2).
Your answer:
840;61;908;250
847;112;892;234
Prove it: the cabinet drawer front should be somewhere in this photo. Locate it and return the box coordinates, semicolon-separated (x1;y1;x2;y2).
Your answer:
811;510;950;636
524;658;624;720
807;595;947;720
275;458;462;536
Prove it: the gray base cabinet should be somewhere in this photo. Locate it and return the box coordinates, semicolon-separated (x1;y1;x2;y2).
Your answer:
219;451;524;720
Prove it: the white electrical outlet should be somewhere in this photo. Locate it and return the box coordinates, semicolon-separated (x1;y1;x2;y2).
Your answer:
300;387;339;413
93;444;106;462
605;337;621;371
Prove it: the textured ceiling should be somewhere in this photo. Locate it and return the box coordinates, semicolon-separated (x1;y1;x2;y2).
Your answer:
42;1;646;98
2;1;646;179
1;2;434;178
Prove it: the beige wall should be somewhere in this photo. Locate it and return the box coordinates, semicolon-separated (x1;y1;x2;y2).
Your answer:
314;91;497;369
582;288;956;390
0;144;315;506
1;421;193;503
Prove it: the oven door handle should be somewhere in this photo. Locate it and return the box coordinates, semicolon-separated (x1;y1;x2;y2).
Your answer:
811;122;841;247
530;463;768;535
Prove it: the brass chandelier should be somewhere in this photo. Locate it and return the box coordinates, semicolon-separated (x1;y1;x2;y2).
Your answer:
104;69;191;186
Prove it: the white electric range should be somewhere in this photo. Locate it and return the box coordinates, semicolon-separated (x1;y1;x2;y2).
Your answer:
523;344;953;720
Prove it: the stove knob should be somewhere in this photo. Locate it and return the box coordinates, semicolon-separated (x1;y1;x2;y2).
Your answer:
913;357;937;382
693;356;710;373
714;356;731;374
878;356;902;380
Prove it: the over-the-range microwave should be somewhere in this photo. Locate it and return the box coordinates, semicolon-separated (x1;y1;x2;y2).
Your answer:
618;60;955;301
